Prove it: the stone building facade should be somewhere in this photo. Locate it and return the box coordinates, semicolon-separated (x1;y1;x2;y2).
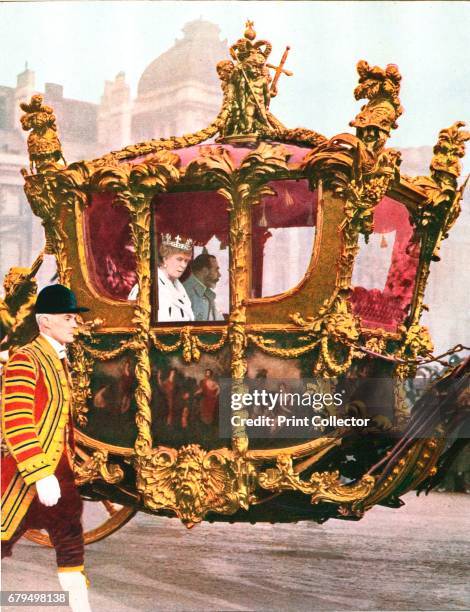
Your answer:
0;19;226;281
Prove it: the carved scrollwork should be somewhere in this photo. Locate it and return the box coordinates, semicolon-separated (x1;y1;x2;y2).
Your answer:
74;449;124;486
258;454;375;508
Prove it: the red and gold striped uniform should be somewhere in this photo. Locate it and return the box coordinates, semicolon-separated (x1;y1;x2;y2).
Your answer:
1;335;74;541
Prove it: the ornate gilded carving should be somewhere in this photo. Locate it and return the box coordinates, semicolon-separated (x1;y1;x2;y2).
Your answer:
406;122;469;331
248;334;320;358
127;154;179;454
69;340;94;427
298;60;403;378
362;438;444;510
395;130;470;420
127;191;154;456
150;332;182;354
111;123;221;163
150;328;228;363
304;59;402;198
79;150;181;454
181;327;198;363
350;60;403;151
88;150;181;197
23;173;71;282
14;24;468;532
81;338;140;361
400;323;434;362
186;142;291;445
135;444;257;528
410;122;470;221
20;94;66;173
409;122;469;251
0;252;43;351
66;319;100;426
258;454;375;508
193;329;229;354
291;294;362;376
391;323;435;428
217;20;287;140
92;22;324;160
363;336;387;354
19;97;71;279
74;449;124;486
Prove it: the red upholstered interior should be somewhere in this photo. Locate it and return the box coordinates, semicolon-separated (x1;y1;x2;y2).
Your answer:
350;196;420;332
84;191;231;302
83;184;419;331
84;193;136;300
153;190;229;249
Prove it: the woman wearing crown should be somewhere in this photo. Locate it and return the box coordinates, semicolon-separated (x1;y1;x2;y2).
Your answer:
128;233;195;322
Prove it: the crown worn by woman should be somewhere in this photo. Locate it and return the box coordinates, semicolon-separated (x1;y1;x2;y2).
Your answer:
128;233;195;322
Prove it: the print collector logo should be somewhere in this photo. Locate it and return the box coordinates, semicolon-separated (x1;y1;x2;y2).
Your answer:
230;413;370;429
225;387;371;435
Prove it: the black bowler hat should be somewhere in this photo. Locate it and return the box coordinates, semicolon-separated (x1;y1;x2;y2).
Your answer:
35;284;90;314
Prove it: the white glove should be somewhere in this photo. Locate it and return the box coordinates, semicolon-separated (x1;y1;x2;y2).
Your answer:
36;474;61;506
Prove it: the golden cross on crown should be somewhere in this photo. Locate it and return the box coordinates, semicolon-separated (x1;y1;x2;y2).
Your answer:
161;233;194;251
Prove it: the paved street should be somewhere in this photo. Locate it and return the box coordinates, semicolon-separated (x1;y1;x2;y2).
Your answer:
2;492;469;611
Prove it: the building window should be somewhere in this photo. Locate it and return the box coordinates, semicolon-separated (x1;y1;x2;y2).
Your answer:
0;96;8;129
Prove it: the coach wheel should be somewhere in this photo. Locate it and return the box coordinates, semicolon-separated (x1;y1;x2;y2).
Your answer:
24;500;136;546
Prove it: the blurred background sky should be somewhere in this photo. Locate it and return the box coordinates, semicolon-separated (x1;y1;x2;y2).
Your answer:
0;0;469;168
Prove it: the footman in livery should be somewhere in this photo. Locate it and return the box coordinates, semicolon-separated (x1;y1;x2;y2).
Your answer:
1;284;92;612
